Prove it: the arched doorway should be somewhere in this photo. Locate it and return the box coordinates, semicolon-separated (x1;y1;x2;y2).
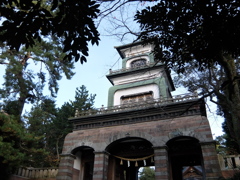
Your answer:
106;137;154;180
167;136;205;180
71;146;94;180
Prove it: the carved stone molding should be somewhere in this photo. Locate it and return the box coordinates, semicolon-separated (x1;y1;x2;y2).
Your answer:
73;108;201;131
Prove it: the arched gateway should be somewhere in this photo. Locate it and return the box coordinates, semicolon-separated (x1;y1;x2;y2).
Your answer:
106;137;154;180
57;42;222;180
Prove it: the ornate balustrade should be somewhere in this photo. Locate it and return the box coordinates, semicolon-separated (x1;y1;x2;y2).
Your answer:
108;62;160;75
218;154;240;170
74;92;198;118
15;167;58;179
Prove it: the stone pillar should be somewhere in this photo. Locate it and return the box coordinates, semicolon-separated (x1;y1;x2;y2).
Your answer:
153;146;169;180
200;141;223;180
56;154;76;180
93;151;109;180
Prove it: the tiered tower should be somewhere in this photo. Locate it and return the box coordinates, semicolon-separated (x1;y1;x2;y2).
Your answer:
57;42;222;180
106;42;174;108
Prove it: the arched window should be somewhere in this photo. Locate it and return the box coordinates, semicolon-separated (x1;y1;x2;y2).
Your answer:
130;59;147;68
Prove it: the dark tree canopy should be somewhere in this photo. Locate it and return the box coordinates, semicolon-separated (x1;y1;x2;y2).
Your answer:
173;61;240;154
0;0;100;62
0;112;46;179
135;0;240;149
135;0;240;71
26;85;96;167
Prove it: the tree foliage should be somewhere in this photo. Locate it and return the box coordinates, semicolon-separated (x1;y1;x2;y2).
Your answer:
135;0;240;149
0;36;75;116
215;134;240;155
25;98;57;167
0;113;46;179
139;167;155;180
135;0;240;71
70;85;96;112
172;58;240;152
26;85;96;167
0;33;75;172
0;0;100;62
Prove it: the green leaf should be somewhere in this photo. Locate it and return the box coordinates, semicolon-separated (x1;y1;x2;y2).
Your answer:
80;56;87;64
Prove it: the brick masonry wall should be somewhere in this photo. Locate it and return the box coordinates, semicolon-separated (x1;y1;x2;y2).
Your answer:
62;115;213;154
57;154;75;180
154;146;169;180
92;152;109;180
57;113;223;179
201;142;223;179
222;170;240;179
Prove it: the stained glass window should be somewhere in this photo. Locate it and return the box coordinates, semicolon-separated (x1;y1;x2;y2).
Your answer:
130;59;147;68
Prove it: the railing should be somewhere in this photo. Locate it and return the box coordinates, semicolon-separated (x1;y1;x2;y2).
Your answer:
218;154;240;170
108;62;161;75
74;92;198;118
15;167;58;179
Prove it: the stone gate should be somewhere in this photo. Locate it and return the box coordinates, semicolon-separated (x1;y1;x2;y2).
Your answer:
57;42;222;180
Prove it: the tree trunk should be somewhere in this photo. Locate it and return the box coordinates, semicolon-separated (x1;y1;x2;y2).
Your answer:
218;56;240;150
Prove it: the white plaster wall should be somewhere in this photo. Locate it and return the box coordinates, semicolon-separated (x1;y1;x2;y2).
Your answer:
73;151;81;170
121;44;153;58
114;84;160;106
112;68;162;85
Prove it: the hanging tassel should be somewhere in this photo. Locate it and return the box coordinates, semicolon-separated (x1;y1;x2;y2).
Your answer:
128;160;130;167
151;156;154;162
120;159;123;165
143;160;146;166
135;161;138;167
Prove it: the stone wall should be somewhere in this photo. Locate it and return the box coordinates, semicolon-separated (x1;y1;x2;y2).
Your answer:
62;115;213;154
10;167;58;180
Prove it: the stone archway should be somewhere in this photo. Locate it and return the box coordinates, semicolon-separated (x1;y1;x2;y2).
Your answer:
166;136;205;180
105;137;154;180
71;146;95;180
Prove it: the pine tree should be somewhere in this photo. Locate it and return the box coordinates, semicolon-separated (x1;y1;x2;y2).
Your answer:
51;85;96;164
0;36;75;173
0;36;75;117
26;98;57;167
25;85;96;167
71;85;96;112
0;112;46;179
